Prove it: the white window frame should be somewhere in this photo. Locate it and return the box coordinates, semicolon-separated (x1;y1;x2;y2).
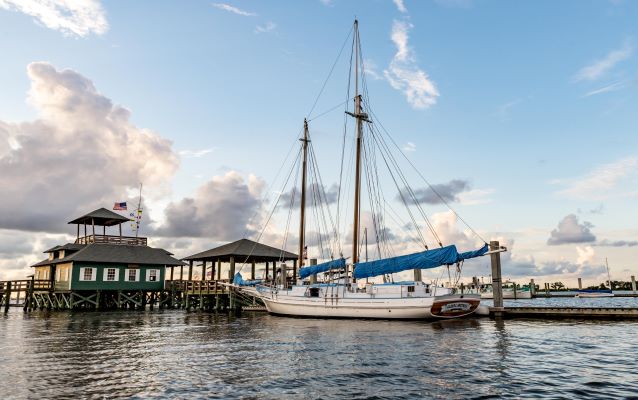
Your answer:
103;267;119;282
146;269;160;282
79;267;97;282
124;269;140;282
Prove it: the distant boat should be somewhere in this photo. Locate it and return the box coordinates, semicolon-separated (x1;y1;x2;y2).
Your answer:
480;280;532;299
575;289;614;298
576;258;614;298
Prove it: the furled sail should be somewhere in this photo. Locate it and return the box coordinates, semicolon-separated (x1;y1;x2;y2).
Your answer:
353;243;488;279
233;272;261;286
299;258;347;279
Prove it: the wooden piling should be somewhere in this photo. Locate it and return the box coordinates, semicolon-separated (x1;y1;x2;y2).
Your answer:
489;241;504;312
530;279;535;296
251;261;256;280
4;281;11;313
229;256;235;280
632;276;636;294
578;278;582;290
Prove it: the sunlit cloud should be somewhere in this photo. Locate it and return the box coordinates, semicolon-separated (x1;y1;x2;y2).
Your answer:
212;3;257;17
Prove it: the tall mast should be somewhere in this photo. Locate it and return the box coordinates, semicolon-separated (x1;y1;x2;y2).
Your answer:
297;119;310;282
352;19;363;269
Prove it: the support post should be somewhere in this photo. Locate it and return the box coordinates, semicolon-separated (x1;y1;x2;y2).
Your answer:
188;260;193;281
251;261;256;280
632;275;636;295
202;261;206;281
309;258;317;284
170;266;174;281
292;259;297;284
530;279;535;296
180;265;183;280
4;281;11;313
578;277;582;290
413;268;422;282
265;262;270;281
217;259;222;281
211;261;216;282
229;256;235;281
489;241;504;313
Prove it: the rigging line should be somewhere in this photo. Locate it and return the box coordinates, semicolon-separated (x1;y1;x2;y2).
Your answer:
307;25;354;119
361;131;385;260
308;141;341;256
367;119;442;246
335;35;354;245
237;148;302;273
367;126;429;249
367;106;488;244
240;126;304;240
279;162;300;263
308;98;353;122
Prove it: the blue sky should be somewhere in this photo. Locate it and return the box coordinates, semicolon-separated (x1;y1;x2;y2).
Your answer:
0;0;637;286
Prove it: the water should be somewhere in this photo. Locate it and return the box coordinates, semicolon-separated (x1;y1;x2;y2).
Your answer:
1;306;637;399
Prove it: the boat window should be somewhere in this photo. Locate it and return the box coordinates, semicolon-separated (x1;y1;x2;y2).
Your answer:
407;286;415;293
309;287;320;297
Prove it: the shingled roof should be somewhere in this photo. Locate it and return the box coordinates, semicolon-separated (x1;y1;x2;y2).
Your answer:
183;238;297;263
43;243;86;253
68;208;130;226
31;243;185;268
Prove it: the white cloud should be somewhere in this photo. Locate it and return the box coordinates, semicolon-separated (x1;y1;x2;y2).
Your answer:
402;142;416;152
384;20;439;109
556;156;638;200
583;81;625;97
212;3;257;17
363;59;382;80
547;214;596;245
0;0;108;37
457;188;494;206
179;148;215;158
255;21;276;34
319;0;333;6
393;0;407;13
573;42;632;81
155;171;264;239
0;62;179;232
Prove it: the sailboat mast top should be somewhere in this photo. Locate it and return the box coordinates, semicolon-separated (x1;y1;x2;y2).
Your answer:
297;119;310;281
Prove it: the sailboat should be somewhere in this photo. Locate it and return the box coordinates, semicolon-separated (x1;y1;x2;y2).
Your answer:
246;20;492;319
576;258;614;298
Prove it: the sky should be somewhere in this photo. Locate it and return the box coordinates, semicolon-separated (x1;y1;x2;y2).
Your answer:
0;0;637;287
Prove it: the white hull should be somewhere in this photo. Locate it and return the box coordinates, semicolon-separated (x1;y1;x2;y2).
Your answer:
481;290;532;299
252;283;480;320
576;292;614;298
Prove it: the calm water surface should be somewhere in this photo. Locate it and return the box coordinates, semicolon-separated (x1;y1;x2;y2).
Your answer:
1;307;637;399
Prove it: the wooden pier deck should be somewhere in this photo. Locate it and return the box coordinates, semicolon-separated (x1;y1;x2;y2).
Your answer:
490;307;638;320
1;279;260;313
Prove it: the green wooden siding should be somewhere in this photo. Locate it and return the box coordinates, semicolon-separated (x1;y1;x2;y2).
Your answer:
69;262;165;291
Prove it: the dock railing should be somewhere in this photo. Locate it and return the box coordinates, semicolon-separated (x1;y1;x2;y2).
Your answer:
164;280;230;294
75;235;148;246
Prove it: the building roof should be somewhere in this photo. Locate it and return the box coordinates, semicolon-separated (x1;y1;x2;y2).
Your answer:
43;243;86;253
31;243;185;268
68;208;130;226
183;238;298;263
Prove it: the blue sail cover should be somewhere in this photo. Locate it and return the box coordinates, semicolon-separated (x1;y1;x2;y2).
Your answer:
299;258;346;279
457;243;489;261
233;272;262;286
353;244;489;279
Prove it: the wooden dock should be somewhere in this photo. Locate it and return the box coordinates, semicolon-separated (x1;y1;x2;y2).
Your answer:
490;307;638;320
0;279;259;313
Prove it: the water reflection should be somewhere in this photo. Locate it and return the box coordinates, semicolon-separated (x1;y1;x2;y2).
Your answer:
0;309;637;399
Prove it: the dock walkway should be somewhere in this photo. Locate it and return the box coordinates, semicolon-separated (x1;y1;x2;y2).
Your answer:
491;306;638;319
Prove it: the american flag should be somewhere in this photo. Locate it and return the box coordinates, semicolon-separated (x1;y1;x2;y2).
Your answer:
113;202;127;210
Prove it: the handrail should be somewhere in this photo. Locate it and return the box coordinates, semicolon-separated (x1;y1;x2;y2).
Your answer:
75;235;148;246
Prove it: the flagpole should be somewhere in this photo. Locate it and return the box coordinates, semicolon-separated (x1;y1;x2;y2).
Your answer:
136;182;143;238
